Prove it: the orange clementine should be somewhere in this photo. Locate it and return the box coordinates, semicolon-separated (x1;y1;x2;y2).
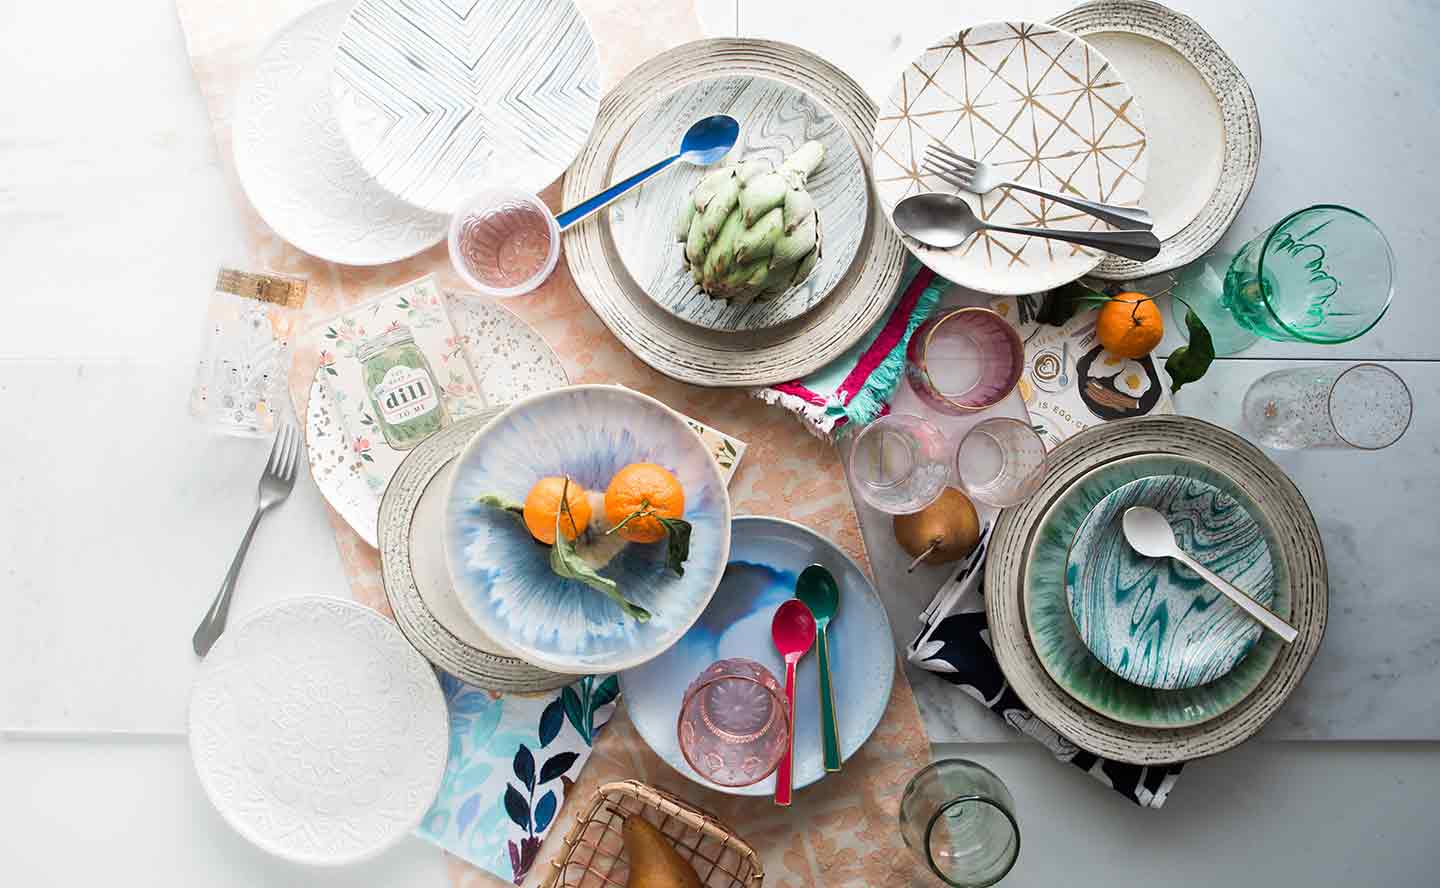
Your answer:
1096;292;1164;359
523;476;591;544
604;463;685;544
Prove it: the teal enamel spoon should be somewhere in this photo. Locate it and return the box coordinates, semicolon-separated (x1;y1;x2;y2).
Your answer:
796;564;841;772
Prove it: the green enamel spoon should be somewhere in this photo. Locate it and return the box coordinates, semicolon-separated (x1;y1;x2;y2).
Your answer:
796;563;841;772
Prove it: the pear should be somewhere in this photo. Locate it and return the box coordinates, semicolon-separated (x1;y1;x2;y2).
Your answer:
893;487;980;571
622;814;703;888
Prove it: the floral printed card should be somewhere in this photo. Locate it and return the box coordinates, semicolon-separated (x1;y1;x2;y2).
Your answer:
418;673;620;885
319;274;485;493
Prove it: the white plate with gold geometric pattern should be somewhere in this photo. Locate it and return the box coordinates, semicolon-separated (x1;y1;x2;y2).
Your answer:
873;21;1148;295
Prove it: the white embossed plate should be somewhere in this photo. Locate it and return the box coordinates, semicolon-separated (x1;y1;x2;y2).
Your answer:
607;75;869;331
188;596;448;864
233;2;447;266
306;292;569;547
873;20;1149;295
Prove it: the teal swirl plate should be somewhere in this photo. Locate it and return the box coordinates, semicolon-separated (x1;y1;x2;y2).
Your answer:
1066;473;1277;690
1026;455;1287;729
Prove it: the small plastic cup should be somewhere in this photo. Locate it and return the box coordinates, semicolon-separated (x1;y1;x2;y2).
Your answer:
448;188;560;298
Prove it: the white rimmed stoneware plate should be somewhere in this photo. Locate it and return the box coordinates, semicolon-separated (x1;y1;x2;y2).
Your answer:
188;596;448;864
305;292;568;547
233;2;447;265
607;75;868;332
331;0;601;214
1051;0;1261;279
873;20;1149;295
620;516;895;796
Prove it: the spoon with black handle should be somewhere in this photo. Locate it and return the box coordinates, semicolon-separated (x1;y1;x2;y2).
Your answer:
894;192;1162;262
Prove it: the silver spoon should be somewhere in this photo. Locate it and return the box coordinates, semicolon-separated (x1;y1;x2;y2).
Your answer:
1122;506;1298;643
893;192;1162;262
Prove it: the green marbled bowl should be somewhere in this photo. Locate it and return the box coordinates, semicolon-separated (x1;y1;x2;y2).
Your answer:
1066;473;1277;690
1024;455;1290;728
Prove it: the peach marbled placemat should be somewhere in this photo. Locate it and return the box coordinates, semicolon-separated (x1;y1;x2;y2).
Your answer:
175;1;933;884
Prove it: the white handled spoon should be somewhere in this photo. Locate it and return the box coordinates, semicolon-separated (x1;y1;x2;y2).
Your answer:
1122;506;1298;644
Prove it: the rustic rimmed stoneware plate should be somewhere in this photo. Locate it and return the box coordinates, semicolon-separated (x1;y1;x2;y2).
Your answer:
873;20;1148;295
1050;0;1261;279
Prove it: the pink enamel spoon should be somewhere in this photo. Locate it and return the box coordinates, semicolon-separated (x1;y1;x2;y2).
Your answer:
771;598;817;806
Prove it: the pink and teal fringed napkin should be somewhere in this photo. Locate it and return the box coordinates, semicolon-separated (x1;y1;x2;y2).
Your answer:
753;262;944;439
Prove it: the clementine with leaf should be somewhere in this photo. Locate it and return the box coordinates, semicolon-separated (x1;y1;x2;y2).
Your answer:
1096;291;1164;359
604;463;685;544
523;476;591;544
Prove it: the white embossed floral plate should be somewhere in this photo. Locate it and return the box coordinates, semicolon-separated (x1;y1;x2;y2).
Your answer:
188;595;448;865
873;20;1148;294
306;292;569;547
233;2;448;266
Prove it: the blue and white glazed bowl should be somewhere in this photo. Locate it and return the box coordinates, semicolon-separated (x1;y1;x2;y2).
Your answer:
442;385;732;674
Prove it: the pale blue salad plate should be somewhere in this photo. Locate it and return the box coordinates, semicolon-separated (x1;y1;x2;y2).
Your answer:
620;516;896;796
442;385;732;674
1066;473;1277;690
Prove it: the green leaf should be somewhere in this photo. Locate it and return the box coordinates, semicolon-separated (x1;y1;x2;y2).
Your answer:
561;685;587;741
1037;281;1112;326
1164;307;1216;393
475;494;525;516
657;517;692;577
551;487;651;622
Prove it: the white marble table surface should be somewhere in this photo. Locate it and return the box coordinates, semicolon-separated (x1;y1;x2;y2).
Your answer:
3;0;1438;885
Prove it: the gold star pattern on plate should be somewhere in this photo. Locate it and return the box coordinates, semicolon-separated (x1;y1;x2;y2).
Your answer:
873;21;1148;295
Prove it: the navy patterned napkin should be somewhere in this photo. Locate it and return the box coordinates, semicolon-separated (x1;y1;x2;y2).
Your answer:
906;524;1183;808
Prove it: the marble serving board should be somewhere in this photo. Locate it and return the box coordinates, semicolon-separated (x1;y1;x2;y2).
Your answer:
605;74;868;332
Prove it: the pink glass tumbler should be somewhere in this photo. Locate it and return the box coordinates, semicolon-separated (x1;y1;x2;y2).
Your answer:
677;657;790;787
905;308;1025;414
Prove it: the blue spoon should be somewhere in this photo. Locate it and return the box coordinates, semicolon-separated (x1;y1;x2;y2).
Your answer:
555;114;739;230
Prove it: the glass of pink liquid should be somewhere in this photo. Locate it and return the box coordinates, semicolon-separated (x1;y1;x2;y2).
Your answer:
448;189;560;297
677;657;790;787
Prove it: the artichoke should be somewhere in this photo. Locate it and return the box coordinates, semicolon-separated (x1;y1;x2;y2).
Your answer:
676;140;825;305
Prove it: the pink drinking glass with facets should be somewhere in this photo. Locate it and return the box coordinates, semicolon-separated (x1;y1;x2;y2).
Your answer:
677;657;790;787
905;307;1026;414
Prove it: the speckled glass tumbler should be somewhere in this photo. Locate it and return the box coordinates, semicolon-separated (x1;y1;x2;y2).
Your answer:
906;308;1026;413
677;657;789;787
899;759;1020;888
1242;363;1412;450
849;414;950;514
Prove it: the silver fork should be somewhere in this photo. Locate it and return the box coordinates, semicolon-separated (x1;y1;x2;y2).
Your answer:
924;143;1154;231
193;423;300;657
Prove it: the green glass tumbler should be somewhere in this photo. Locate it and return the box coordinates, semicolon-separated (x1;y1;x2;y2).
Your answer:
899;759;1020;887
1172;205;1396;355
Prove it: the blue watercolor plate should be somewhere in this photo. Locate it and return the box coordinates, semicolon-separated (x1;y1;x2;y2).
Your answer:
1066;474;1277;689
442;385;732;674
620;516;896;796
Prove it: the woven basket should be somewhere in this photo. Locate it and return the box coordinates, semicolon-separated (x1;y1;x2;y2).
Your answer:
539;781;764;888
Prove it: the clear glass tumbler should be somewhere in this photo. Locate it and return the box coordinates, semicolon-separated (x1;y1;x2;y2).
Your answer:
899;759;1020;887
1173;204;1395;355
1242;363;1412;450
955;418;1048;507
848;414;950;514
906;308;1026;413
677;657;790;787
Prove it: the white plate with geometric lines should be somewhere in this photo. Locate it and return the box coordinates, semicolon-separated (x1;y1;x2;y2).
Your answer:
873;21;1148;295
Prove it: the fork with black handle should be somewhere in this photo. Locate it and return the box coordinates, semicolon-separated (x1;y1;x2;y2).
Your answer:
193;423;300;656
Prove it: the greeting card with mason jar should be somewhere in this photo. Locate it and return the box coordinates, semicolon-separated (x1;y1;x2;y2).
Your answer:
319;274;485;492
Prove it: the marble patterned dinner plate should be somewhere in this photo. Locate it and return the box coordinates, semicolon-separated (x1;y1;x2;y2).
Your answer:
306;292;569;548
607;75;868;331
378;410;578;693
1022;456;1283;731
232;2;447;265
1051;0;1261;279
873;20;1148;295
620;516;896;796
986;416;1327;764
188;595;449;864
331;0;601;214
442;385;732;674
1066;472;1276;690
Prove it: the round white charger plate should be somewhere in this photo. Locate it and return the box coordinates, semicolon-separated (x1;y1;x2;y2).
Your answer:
1050;0;1261;279
607;74;869;332
188;595;448;865
872;20;1149;295
232;2;447;265
305;292;569;547
331;0;601;214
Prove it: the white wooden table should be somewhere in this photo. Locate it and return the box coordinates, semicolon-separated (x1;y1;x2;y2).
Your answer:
3;0;1437;885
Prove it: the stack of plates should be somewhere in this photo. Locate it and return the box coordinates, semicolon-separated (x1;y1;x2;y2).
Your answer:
985;416;1327;764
